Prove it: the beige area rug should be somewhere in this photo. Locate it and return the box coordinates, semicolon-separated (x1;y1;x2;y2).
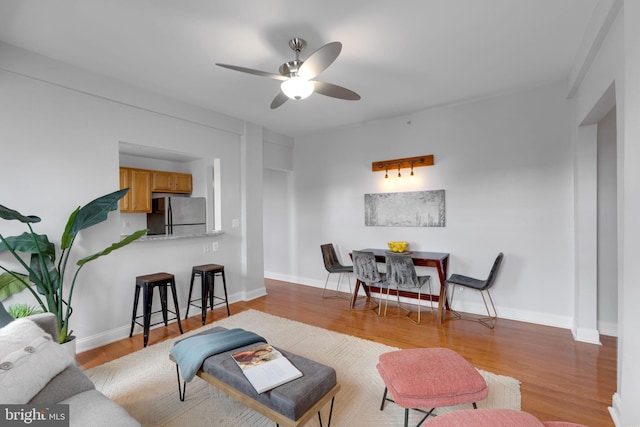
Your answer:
85;310;520;426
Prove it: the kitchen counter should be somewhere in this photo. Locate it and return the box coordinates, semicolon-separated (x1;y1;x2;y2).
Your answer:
122;230;224;242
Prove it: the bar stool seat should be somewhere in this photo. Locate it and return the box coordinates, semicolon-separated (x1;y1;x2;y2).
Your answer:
185;264;230;325
129;272;184;347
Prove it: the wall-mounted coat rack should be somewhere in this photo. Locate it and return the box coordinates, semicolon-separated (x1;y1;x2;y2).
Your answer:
372;155;434;178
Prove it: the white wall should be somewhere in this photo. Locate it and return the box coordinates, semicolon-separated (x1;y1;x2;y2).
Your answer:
0;42;271;352
274;81;576;327
263;130;295;278
564;0;638;424
617;3;640;425
597;106;618;334
263;169;295;276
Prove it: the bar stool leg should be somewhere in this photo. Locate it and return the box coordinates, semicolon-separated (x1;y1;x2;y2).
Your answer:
169;278;184;334
129;284;141;338
159;284;168;326
220;270;230;316
142;283;154;348
207;272;214;311
185;270;196;320
200;272;208;325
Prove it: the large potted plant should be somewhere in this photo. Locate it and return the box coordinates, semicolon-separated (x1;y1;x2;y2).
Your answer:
0;189;147;343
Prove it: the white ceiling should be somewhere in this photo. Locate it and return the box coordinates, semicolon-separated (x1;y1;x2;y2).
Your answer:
0;0;597;138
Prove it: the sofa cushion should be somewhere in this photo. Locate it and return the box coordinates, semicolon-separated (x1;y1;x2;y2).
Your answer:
60;389;141;427
29;364;95;404
27;312;59;341
0;318;74;403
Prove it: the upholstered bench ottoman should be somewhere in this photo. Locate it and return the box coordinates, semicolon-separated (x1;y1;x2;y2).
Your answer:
170;326;340;427
376;347;488;427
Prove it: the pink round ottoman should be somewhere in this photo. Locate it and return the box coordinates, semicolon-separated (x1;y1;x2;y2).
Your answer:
543;422;588;427
422;408;543;426
421;409;588;427
376;348;488;426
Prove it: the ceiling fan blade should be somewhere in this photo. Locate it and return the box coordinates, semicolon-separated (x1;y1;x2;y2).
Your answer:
298;42;342;80
216;63;287;81
270;91;289;109
312;81;361;101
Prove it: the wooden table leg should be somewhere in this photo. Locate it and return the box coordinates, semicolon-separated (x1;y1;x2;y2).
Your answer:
350;279;373;309
436;283;447;324
350;279;361;309
435;261;448;324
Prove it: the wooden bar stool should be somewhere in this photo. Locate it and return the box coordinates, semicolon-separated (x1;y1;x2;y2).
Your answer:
185;264;230;325
129;272;184;347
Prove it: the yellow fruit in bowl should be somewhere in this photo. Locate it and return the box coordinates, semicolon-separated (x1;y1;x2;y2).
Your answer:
388;241;408;253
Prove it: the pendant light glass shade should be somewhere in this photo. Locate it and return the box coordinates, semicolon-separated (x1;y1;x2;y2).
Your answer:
281;77;314;100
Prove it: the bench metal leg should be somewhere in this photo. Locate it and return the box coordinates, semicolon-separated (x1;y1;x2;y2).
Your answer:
175;364;187;402
277;397;335;427
325;395;336;427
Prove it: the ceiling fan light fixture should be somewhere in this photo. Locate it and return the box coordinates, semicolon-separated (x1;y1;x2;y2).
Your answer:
281;76;314;100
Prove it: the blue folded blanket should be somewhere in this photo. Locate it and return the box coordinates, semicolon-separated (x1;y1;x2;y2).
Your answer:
171;328;265;381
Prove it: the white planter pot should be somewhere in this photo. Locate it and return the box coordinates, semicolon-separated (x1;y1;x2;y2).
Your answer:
61;336;76;358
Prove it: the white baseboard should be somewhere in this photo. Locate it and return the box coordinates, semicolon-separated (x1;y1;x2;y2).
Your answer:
76;315;174;353
265;271;323;287
609;392;622;427
598;320;618;337
77;324;135;353
572;326;602;345
242;287;268;301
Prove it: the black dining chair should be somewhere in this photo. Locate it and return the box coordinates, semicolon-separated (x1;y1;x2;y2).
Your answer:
320;243;353;300
446;252;504;329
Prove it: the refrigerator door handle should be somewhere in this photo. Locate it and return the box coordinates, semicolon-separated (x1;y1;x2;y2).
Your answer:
168;198;173;234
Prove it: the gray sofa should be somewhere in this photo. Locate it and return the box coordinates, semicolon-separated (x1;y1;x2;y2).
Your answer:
8;313;140;427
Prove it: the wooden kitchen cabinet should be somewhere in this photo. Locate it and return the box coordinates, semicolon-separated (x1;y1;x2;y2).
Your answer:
119;167;152;213
151;171;192;194
120;167;192;212
119;168;131;211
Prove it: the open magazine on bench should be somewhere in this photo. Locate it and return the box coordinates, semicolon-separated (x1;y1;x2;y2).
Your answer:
232;344;303;393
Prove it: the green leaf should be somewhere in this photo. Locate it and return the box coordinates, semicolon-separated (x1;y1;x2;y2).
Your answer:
69;189;129;236
58;325;69;344
60;207;80;250
29;253;60;295
77;229;147;266
0;205;41;223
0;272;30;301
7;303;43;318
0;232;56;260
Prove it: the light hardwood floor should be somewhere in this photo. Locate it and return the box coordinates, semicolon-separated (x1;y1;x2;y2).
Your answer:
77;279;616;427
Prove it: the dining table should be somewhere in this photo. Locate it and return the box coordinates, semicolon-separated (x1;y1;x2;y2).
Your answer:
350;248;451;324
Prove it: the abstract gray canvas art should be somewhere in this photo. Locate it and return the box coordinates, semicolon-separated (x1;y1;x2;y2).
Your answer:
364;190;445;227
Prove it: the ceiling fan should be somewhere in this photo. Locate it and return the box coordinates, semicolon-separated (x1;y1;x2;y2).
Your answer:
216;37;361;109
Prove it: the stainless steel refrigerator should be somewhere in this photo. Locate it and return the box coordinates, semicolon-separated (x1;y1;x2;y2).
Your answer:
147;196;206;236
